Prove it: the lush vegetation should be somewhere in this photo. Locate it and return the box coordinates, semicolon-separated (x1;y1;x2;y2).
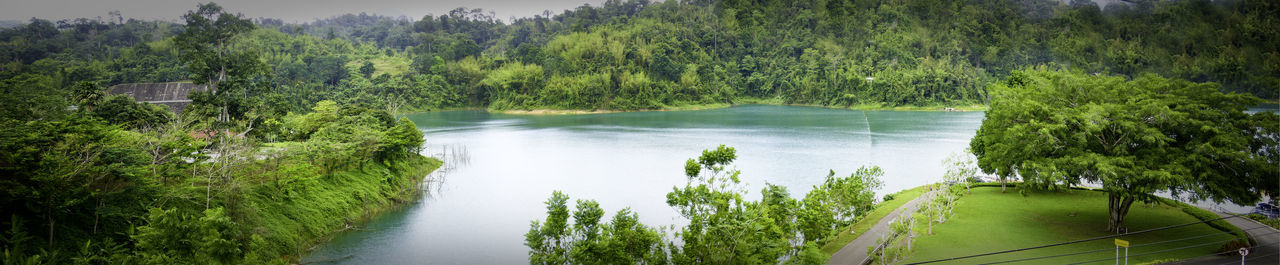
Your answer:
970;68;1279;233
2;0;1276;117
2;0;1278;263
0;3;440;263
898;187;1243;264
0;94;438;264
526;145;884;264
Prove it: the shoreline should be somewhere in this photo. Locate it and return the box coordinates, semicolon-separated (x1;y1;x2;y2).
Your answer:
776;103;988;112
285;156;444;263
422;102;989;116
492;103;733;115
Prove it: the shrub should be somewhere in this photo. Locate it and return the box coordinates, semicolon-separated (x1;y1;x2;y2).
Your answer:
1157;198;1247;240
1216;240;1250;256
1245;214;1280;229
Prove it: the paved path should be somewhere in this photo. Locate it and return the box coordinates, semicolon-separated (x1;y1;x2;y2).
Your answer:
829;190;938;265
1161;212;1279;265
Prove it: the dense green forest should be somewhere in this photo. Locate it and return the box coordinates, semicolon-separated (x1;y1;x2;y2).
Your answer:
0;94;439;263
0;3;440;264
1;0;1276;115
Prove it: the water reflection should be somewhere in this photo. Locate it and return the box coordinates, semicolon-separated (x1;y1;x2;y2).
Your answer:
422;144;471;199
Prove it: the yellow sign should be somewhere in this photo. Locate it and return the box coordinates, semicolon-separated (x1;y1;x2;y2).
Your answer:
1114;239;1129;248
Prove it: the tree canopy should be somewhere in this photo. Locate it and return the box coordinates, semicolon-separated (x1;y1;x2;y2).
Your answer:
526;145;883;264
970;69;1279;233
174;2;264;127
2;0;1276;116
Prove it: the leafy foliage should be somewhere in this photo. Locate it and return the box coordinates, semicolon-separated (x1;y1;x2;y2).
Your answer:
5;0;1275;117
970;68;1278;233
527;145;882;264
525;191;668;265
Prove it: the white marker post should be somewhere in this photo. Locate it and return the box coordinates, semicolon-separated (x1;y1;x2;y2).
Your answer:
1239;247;1249;265
1114;239;1130;265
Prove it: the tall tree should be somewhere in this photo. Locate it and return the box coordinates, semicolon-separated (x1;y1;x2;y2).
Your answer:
174;2;262;127
970;69;1278;233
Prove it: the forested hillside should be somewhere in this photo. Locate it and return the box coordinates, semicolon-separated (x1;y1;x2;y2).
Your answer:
0;4;440;264
1;0;1275;115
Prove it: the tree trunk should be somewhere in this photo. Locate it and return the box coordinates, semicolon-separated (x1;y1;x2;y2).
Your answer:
47;214;55;248
1107;193;1135;233
927;217;933;235
1001;179;1006;192
93;200;102;235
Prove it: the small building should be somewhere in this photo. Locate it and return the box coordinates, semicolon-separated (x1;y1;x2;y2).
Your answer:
107;82;207;112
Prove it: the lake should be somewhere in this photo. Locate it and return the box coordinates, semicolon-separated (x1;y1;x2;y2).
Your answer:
301;103;1275;264
302;105;983;264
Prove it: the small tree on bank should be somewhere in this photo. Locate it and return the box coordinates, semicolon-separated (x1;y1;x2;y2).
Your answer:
970;69;1278;233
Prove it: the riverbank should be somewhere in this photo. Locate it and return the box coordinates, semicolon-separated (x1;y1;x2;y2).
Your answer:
442;100;987;116
245;154;443;263
734;97;989;112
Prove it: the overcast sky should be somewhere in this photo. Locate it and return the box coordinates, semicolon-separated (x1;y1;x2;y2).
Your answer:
1;0;606;24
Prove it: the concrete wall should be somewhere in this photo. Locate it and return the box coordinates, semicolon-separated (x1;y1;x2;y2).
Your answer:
107;82;206;112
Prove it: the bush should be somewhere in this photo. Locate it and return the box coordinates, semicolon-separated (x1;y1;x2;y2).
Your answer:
882;194;896;202
1158;198;1247;240
1216;240;1250;256
1245;214;1280;229
797;242;828;265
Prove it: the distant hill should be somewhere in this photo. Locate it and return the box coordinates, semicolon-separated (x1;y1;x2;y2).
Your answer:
0;20;21;29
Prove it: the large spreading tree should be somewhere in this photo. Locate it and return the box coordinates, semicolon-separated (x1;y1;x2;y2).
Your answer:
174;2;264;128
970;69;1278;233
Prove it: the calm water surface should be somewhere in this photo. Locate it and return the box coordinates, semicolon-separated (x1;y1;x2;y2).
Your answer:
301;104;1276;264
303;105;983;264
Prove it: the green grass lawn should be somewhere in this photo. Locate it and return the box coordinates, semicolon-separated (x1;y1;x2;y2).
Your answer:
899;187;1242;264
821;186;928;254
346;56;411;77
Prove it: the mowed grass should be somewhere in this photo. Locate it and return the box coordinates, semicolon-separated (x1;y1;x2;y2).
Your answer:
347;56;411;77
900;187;1241;264
822;186;928;254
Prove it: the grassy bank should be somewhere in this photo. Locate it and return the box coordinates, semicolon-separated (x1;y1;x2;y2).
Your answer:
242;154;442;262
820;186;928;254
478;101;984;116
899;187;1242;264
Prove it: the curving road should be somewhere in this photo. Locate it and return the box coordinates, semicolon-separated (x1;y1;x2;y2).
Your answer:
1161;212;1279;265
828;190;938;265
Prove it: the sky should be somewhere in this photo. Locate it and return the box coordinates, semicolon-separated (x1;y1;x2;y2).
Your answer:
1;0;606;24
